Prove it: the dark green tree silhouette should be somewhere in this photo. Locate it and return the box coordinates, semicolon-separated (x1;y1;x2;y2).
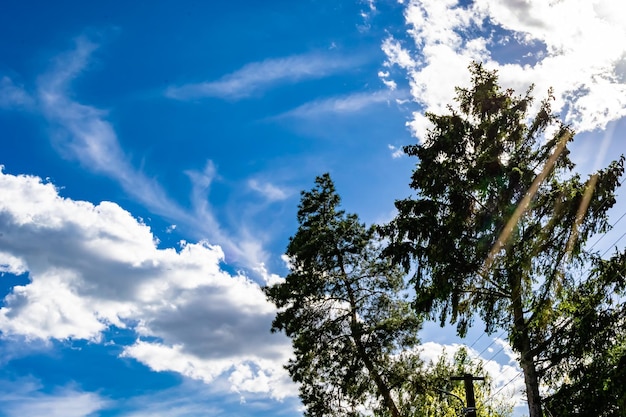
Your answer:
382;63;624;417
542;251;626;416
265;174;422;417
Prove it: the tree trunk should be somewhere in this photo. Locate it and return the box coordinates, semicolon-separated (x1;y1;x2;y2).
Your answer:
512;288;543;417
519;342;542;417
353;332;401;417
342;265;401;417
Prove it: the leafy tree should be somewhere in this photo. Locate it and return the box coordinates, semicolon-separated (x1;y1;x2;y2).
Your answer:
265;174;423;417
382;63;625;417
418;347;513;417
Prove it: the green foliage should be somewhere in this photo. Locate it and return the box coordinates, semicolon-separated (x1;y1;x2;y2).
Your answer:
381;62;625;417
542;251;626;416
416;347;513;417
268;64;626;417
265;174;423;417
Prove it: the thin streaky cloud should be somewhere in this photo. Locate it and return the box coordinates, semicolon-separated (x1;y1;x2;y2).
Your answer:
29;38;270;269
37;37;188;223
0;76;35;110
0;380;110;417
248;179;290;202
165;52;364;101
276;89;409;119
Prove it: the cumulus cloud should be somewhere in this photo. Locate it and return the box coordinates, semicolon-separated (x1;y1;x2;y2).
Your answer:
384;0;626;140
166;52;363;101
0;167;532;407
0;168;294;400
123;343;293;400
420;340;525;409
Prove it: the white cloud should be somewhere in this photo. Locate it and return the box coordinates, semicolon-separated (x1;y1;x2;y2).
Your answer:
123;342;293;401
384;0;626;140
3;37;275;271
36;38;189;224
358;0;378;32
248;179;289;202
117;378;303;417
381;78;398;90
420;340;525;409
378;70;398;90
166;52;362;101
0;168;294;400
0;379;109;417
382;38;417;70
278;89;407;119
388;144;404;158
183;161;271;268
254;262;284;286
0;76;34;109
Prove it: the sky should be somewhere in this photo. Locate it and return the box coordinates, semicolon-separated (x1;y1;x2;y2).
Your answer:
1;0;626;416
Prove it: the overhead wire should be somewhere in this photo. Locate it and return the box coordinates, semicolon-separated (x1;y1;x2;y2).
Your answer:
451;170;626;411
410;130;625;412
474;223;626;412
462;188;626;357
588;209;626;252
482;372;523;408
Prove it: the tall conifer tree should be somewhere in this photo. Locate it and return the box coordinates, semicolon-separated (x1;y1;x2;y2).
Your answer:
382;63;624;417
265;174;422;417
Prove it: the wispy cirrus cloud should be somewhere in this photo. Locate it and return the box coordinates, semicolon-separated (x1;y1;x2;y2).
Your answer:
183;160;271;267
247;179;290;202
0;77;34;110
165;52;364;101
276;89;408;119
4;37;274;270
37;37;189;223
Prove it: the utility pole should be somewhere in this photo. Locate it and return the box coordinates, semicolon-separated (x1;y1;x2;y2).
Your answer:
451;374;485;417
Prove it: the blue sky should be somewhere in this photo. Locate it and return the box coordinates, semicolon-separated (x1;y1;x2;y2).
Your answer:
1;1;626;416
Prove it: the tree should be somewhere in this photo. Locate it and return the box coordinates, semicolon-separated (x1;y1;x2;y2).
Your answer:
381;63;625;417
542;250;626;416
267;173;515;416
418;347;513;417
265;174;423;417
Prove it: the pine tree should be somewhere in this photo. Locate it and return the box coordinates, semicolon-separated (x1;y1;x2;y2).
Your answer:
382;63;624;417
265;174;422;417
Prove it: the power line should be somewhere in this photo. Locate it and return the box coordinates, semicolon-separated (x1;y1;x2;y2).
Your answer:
433;185;626;413
466;331;485;350
464;205;626;361
600;228;626;257
483;372;523;406
474;328;507;359
588;209;626;252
